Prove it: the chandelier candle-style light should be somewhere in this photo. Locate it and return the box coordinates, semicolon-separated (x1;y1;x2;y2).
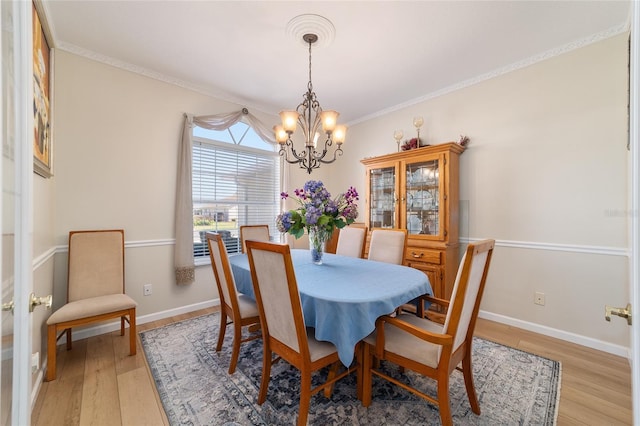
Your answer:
274;30;346;174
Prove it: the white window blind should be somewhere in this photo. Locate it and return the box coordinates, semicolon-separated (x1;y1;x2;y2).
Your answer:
192;139;280;258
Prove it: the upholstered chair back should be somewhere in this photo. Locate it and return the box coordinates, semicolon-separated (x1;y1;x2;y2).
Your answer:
367;228;407;265
441;241;494;360
240;225;270;253
68;230;125;302
246;242;304;354
207;232;236;310
336;226;367;258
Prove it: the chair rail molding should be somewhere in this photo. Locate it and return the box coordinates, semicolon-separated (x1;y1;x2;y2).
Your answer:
461;237;628;257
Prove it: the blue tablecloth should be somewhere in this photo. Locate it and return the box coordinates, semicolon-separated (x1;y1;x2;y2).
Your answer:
228;249;432;366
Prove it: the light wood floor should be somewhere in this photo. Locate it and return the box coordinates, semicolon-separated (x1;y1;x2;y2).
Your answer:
32;307;633;425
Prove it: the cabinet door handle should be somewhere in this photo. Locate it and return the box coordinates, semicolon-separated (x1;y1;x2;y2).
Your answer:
411;251;424;259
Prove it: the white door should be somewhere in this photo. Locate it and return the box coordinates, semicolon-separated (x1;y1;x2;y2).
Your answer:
630;2;640;424
1;1;34;424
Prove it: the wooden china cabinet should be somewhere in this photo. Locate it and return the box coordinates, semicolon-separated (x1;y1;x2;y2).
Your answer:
360;142;465;302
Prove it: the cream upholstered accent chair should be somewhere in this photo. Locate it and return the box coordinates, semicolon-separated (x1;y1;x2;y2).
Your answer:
336;226;368;258
362;240;495;426
240;224;270;253
207;232;260;374
46;229;137;381
367;228;408;265
246;240;357;426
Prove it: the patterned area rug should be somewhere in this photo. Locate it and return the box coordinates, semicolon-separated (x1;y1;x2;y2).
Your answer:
140;313;561;425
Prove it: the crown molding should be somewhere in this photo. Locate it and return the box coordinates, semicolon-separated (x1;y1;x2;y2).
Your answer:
55;41;276;117
55;21;627;128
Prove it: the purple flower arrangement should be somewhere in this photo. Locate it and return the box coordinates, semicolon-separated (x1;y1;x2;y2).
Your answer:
276;180;359;239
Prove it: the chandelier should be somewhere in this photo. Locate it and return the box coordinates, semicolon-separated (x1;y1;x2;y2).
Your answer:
273;32;346;174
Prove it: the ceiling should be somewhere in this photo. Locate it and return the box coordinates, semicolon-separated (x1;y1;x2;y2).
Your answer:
41;1;630;125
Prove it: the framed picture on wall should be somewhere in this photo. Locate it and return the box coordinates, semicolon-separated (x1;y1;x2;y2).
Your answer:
32;0;53;178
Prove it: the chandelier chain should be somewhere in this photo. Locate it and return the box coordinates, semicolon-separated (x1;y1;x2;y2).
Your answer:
307;39;313;93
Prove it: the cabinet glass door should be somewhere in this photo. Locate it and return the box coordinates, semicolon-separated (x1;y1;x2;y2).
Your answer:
405;159;441;236
368;166;396;228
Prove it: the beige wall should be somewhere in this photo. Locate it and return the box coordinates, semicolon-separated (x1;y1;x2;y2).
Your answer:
45;50;277;321
33;32;630;363
333;33;630;348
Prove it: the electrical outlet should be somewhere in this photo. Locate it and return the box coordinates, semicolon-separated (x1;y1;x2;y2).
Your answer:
534;292;545;306
31;352;40;373
143;284;152;296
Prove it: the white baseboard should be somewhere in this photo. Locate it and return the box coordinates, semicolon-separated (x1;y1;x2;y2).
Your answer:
31;369;43;412
54;302;629;358
478;310;630;358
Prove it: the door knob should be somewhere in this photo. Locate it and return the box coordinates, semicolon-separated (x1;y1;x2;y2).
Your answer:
2;300;14;314
29;293;52;313
605;303;632;326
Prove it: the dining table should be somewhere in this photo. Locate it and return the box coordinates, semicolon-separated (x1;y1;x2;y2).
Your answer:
228;249;432;367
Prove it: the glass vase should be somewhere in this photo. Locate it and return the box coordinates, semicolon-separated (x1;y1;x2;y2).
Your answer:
308;227;331;265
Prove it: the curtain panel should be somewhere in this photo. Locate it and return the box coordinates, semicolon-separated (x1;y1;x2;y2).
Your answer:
174;109;280;285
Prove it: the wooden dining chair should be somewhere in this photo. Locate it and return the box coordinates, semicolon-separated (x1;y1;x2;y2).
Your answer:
335;226;368;258
324;229;339;254
367;228;408;265
362;239;495;426
239;224;270;253
46;229;137;381
246;240;357;426
207;232;261;374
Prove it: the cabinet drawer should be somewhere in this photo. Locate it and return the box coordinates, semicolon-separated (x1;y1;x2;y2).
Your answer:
405;248;441;264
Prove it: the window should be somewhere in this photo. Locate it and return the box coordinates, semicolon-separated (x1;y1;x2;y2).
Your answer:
192;122;280;259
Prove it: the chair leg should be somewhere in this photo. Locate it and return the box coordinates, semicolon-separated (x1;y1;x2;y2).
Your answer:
120;316;125;336
298;370;312;426
437;376;453;426
216;313;227;352
362;343;372;407
66;328;72;350
258;349;272;405
129;309;137;356
355;342;363;401
323;362;339;398
462;353;480;414
228;321;242;374
46;324;57;382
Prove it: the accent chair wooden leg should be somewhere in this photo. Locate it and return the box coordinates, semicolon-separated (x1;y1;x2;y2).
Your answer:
120;316;125;336
46;324;57;381
66;328;72;350
129;308;137;356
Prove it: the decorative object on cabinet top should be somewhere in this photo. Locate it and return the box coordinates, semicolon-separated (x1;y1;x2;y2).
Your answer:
361;141;466;162
401;137;423;151
393;129;404;152
458;135;470;147
413;116;424;141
